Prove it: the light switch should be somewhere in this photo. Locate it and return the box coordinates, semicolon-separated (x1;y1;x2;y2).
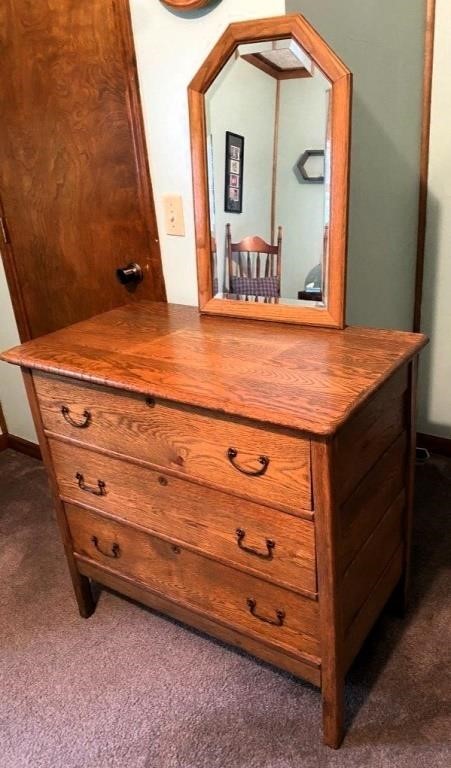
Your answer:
163;195;185;237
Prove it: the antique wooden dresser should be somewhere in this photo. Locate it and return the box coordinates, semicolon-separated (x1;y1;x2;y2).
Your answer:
1;301;427;747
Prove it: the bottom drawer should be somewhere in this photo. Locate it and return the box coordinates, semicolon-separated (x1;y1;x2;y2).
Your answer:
66;504;320;662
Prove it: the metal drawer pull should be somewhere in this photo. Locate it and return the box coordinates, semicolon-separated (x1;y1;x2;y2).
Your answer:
61;405;91;428
75;472;106;496
227;448;270;477
236;528;275;560
91;536;120;559
246;598;285;627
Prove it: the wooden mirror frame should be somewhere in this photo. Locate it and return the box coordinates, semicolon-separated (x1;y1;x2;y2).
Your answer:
188;14;352;328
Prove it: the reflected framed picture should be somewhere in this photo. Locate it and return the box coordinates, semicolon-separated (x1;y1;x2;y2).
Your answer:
224;131;244;213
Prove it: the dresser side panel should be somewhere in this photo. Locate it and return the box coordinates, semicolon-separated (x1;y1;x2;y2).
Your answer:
333;366;408;504
335;359;418;670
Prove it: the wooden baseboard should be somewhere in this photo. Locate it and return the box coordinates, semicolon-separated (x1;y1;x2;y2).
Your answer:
0;433;8;452
7;434;42;460
417;432;451;457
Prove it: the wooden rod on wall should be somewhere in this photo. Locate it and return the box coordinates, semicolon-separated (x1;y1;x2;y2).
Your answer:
413;0;437;332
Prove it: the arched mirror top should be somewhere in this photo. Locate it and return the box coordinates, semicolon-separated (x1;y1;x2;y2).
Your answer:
188;14;352;328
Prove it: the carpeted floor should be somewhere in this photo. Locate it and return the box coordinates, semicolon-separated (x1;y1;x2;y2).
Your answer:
0;448;450;767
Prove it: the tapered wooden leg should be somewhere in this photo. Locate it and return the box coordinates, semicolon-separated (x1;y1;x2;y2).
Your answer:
322;672;344;748
66;556;95;618
388;574;409;617
312;438;346;748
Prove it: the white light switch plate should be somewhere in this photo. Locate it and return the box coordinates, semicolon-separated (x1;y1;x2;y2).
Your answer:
163;195;185;237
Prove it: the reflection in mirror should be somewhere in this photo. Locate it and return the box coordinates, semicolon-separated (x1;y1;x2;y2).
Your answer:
205;38;331;307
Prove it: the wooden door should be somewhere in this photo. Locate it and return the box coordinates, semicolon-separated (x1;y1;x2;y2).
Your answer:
0;0;166;341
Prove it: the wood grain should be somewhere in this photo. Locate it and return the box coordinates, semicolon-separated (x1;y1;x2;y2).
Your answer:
0;300;428;749
311;438;344;749
188;14;351;328
1;302;428;437
37;373;312;511
333;367;408;503
49;440;317;595
341;491;404;630
339;432;407;572
67;504;320;662
79;559;321;687
0;0;165;340
21;370;94;617
344;546;403;673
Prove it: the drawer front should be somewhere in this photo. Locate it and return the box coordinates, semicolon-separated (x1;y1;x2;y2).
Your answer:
35;373;312;510
50;440;317;594
66;504;320;661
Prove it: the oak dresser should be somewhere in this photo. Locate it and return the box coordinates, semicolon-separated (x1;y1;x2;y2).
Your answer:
1;301;427;747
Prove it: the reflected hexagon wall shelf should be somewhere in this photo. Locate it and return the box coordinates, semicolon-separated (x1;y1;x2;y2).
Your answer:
297;149;325;183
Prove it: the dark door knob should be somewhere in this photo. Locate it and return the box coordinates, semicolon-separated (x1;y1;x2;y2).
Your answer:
116;263;143;285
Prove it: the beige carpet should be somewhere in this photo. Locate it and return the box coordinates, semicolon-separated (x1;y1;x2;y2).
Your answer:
0;447;450;767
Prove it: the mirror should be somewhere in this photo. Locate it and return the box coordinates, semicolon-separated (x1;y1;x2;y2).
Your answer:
189;15;352;328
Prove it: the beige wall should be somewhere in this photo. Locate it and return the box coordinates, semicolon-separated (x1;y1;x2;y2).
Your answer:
129;0;285;306
286;0;425;330
276;74;329;299
417;0;451;439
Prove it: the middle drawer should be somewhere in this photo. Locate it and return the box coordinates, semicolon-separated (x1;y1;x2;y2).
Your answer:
49;439;317;595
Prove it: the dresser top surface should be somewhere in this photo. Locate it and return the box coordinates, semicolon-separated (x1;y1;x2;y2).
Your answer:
2;301;427;436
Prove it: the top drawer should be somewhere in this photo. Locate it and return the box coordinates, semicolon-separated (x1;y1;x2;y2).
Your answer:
34;373;312;511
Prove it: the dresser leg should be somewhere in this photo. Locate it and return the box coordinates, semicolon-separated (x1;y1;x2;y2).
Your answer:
322;674;344;748
71;569;96;618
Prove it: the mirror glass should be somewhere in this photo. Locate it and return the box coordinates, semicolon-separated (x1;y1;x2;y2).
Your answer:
205;38;332;307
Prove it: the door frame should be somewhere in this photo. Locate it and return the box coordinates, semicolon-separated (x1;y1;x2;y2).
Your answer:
413;0;437;332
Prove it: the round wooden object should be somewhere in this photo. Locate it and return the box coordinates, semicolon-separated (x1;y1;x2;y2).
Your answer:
161;0;213;10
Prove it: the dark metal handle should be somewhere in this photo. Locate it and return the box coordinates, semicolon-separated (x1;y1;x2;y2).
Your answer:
61;405;91;429
76;472;106;497
246;598;285;627
227;448;270;477
236;529;275;560
91;535;120;559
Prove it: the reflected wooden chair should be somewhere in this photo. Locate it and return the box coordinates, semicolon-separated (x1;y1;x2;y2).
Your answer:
226;223;282;303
